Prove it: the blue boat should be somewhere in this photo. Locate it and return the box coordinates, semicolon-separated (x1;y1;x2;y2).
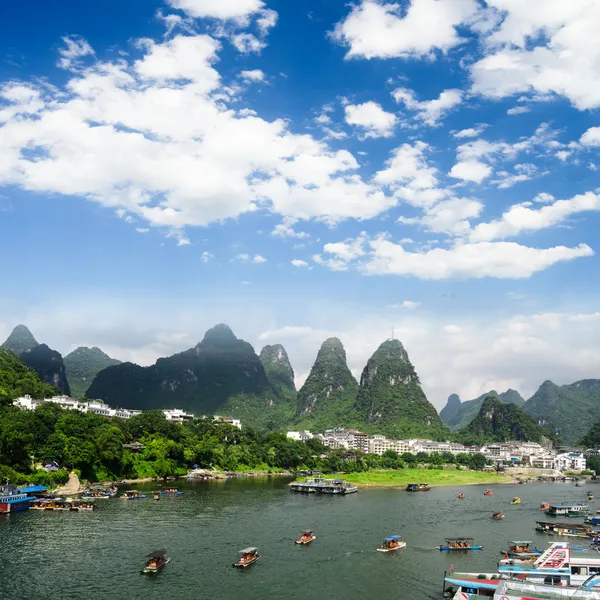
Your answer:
439;537;483;551
158;489;184;496
121;490;147;500
0;485;32;513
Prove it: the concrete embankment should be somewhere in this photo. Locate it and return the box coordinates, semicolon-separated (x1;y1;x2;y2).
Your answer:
53;472;82;496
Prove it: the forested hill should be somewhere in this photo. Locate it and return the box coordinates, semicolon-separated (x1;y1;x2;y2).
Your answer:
0;348;59;405
440;389;525;431
64;346;121;398
523;379;600;445
459;396;556;445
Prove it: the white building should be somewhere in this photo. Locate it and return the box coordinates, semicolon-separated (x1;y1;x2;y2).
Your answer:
369;436;409;456
287;431;314;442
214;416;242;429
556;452;587;472
409;440;472;455
13;395;141;419
163;409;194;423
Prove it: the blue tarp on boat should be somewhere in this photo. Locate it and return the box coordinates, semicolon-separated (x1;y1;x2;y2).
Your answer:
19;486;49;494
385;535;402;541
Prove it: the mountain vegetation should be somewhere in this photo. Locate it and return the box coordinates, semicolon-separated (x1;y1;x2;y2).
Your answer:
355;339;449;440
581;421;600;448
1;325;70;395
0;348;59;406
295;337;359;431
440;389;525;431
459;396;556;445
523;379;600;445
64;346;121;398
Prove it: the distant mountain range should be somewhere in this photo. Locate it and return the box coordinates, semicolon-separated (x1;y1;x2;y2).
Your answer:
2;322;600;444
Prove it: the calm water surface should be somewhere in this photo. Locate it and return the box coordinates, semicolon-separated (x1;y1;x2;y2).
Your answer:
1;479;595;599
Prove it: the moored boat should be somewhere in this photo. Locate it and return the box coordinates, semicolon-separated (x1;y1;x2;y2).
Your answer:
536;521;593;538
141;550;169;574
493;573;600;599
439;537;483;551
546;504;590;518
0;485;32;513
158;488;184;495
406;483;430;492
295;529;316;545
121;490;146;500
233;547;260;568
511;497;520;505
377;534;406;552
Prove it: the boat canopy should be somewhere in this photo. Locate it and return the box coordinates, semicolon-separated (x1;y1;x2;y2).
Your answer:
446;537;474;541
509;540;532;545
147;550;167;558
302;529;314;534
385;535;402;541
444;578;498;591
551;504;587;509
19;485;49;493
239;547;258;554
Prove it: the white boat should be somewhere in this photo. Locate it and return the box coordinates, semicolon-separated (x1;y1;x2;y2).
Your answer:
494;573;600;599
377;535;406;552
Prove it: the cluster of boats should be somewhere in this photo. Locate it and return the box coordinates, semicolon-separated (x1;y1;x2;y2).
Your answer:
31;499;96;511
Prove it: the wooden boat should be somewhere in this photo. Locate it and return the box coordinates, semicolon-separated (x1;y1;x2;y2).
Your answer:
439;537;483;551
233;547;260;568
510;497;520;505
536;521;593;538
539;503;550;511
121;490;146;500
458;493;465;499
378;534;406;552
141;550;169;574
158;488;184;495
502;541;541;557
484;489;493;496
492;512;505;520
295;529;316;545
406;483;430;492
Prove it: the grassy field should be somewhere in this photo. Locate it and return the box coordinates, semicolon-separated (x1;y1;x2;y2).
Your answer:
338;469;513;488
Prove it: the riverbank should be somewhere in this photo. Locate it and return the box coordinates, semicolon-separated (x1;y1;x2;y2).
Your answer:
337;469;513;488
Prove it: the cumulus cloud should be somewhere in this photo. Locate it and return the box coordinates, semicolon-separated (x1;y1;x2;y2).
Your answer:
291;259;309;268
57;35;95;70
392;86;462;125
166;0;265;21
386;300;421;309
253;254;267;263
239;69;265;82
452;126;487;139
344;101;397;138
580;127;600;147
399;197;483;236
331;0;479;60
448;159;492;183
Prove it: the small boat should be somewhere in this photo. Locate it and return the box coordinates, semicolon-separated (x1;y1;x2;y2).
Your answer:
406;483;430;492
511;497;520;505
378;534;406;552
502;541;541;558
121;490;146;500
295;529;316;545
439;537;483;551
492;512;505;520
588;494;595;502
141;550;169;574
158;488;184;496
233;547;260;568
458;493;465;499
484;489;493;496
153;493;160;501
539;503;550;511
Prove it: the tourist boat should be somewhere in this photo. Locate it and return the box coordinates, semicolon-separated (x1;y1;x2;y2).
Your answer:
377;534;406;552
233;547;260;568
536;521;594;538
439;538;483;551
290;478;357;494
484;489;493;496
141;550;170;574
295;529;316;545
0;485;32;513
539;503;551;511
492;512;505;520
546;504;590;517
458;493;465;499
153;493;160;501
157;489;184;495
70;500;95;511
503;541;541;558
443;575;499;598
121;490;146;500
289;478;327;493
493;573;600;599
511;497;521;504
406;483;430;492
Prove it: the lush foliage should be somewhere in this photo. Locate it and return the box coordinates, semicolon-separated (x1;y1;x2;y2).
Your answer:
355;339;449;440
581;421;600;448
524;379;600;445
64;346;121;398
295;337;359;431
458;396;557;445
0;348;59;406
19;344;71;395
440;389;525;431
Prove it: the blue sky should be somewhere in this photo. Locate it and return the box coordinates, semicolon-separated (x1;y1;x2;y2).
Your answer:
1;0;600;408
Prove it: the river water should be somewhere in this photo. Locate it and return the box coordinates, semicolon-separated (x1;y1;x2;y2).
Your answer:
1;478;596;599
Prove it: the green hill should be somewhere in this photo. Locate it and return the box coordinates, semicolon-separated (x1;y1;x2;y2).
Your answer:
64;346;121;398
0;348;59;404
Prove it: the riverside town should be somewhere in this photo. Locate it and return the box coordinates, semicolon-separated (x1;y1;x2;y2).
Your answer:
4;0;600;598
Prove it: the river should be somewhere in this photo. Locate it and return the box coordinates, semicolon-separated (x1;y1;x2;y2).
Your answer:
0;478;595;599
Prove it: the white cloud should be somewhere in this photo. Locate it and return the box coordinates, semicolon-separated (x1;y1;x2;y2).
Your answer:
258;325;316;341
392;86;462;125
360;236;593;279
387;300;421;309
448;159;492;183
231;33;266;54
507;105;531;115
272;217;310;239
135;227;150;233
443;324;462;335
331;0;479;60
239;69;265;82
399;197;483;235
57;35;95;70
533;192;554;204
166;0;265;20
253;254;267;263
469;191;600;243
580;127;600;147
452;126;487;139
201;251;214;262
235;253;250;262
493;163;540;189
256;9;278;35
323;234;367;262
470;0;600;110
344;101;397;138
291;259;309;268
